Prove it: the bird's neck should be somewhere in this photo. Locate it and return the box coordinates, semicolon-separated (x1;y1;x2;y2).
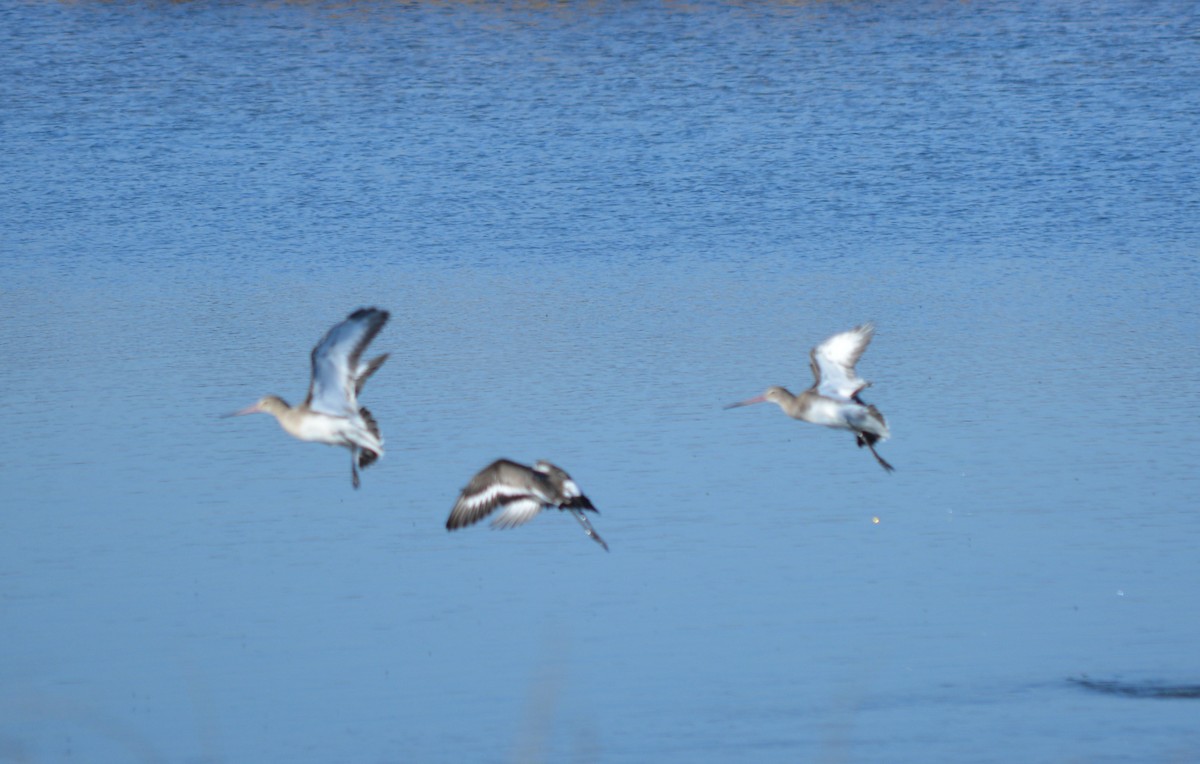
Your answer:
274;405;318;440
260;398;305;433
259;397;293;417
775;389;812;419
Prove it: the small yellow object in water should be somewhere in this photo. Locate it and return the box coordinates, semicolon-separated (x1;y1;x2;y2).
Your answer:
872;516;880;524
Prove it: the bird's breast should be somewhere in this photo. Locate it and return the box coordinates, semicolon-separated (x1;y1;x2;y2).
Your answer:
801;397;855;429
285;411;352;445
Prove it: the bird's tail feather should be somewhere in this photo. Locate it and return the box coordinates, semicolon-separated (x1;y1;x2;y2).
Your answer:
358;407;382;469
562;495;597;513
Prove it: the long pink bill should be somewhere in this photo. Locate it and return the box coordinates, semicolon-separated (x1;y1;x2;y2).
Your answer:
723;395;767;410
220;403;262;418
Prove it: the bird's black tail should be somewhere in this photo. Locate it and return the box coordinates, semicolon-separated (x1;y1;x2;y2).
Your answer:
562;494;597;513
358;406;381;469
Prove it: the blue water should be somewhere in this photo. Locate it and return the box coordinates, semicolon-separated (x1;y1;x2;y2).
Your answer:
2;1;1199;762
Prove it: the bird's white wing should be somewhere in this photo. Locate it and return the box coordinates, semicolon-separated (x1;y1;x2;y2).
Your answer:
305;308;389;417
447;482;522;528
447;460;555;530
490;498;545;529
809;323;875;401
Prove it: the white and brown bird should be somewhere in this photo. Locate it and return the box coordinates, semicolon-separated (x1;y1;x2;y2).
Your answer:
225;307;390;488
725;323;894;472
447;459;608;551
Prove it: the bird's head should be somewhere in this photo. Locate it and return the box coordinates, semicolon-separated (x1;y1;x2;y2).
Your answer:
223;395;289;418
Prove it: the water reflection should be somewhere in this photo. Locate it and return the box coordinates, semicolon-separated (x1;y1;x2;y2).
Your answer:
1071;677;1200;700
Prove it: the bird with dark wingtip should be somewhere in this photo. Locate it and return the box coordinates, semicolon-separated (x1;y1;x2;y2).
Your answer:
447;459;608;551
224;307;390;488
725;323;894;472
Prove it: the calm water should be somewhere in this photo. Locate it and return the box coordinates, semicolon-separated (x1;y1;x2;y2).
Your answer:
2;1;1199;762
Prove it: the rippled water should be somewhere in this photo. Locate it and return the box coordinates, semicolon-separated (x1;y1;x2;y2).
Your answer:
2;1;1198;762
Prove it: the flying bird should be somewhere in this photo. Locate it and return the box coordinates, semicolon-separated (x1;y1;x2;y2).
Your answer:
447;459;608;551
225;307;390;488
725;323;894;472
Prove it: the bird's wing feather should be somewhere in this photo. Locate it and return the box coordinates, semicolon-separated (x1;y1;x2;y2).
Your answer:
305;308;389;416
446;460;553;530
356;354;389;396
446;483;528;528
810;323;874;401
490;498;545;529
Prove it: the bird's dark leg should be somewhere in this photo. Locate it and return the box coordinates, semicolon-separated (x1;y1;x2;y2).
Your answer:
569;508;609;551
866;441;895;473
351;447;361;489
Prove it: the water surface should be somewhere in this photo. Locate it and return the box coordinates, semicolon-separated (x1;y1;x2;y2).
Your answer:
1;1;1198;762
